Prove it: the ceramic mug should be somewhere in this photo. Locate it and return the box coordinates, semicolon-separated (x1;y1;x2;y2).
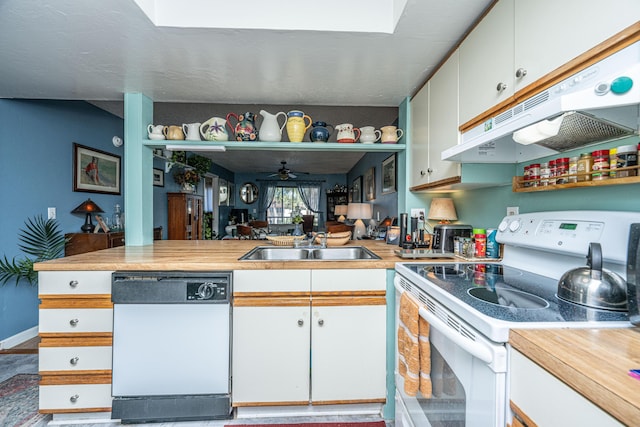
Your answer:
163;125;185;140
380;125;404;144
147;124;166;140
359;126;381;144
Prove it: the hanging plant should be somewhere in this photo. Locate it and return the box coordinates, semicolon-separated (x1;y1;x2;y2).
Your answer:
0;215;68;286
187;154;212;177
173;168;201;186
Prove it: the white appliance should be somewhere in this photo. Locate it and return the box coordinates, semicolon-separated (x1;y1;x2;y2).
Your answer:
111;272;232;424
442;41;640;163
394;210;636;426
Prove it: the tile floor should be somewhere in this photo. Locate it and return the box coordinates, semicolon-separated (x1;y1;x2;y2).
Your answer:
1;353;390;427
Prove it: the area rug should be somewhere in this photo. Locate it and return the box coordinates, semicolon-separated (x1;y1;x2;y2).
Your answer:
227;422;386;427
0;374;49;427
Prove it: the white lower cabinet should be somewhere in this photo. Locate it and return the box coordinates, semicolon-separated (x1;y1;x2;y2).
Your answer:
510;348;622;426
232;269;387;406
39;384;113;412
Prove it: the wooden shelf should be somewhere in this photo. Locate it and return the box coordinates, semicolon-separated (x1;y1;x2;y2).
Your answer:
143;140;406;153
512;166;640;192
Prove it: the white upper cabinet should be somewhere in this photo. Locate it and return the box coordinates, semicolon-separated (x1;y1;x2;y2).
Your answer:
410;81;430;187
459;0;515;125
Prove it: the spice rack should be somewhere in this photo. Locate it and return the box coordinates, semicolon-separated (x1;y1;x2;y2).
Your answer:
512;165;640;192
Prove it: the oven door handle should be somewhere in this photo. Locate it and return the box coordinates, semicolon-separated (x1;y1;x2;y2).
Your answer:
418;306;494;365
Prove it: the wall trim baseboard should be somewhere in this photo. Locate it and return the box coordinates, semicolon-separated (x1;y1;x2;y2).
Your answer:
0;325;38;350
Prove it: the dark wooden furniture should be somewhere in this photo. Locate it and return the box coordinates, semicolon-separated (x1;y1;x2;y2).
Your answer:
326;190;348;221
167;192;203;240
65;227;162;256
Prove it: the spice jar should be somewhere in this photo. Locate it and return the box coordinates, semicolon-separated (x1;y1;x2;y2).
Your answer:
577;153;592;182
540;162;551;186
609;148;618;178
568;156;578;183
473;228;487;258
616;144;638;178
549;159;557;185
528;163;540;187
592;149;610;180
555;157;569;184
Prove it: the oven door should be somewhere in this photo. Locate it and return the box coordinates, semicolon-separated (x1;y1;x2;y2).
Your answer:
395;278;508;427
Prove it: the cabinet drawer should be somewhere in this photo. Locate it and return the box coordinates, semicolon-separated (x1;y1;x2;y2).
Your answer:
234;270;311;293
39;383;112;412
39;271;113;295
312;269;386;292
39;309;113;334
39;346;112;372
108;233;125;247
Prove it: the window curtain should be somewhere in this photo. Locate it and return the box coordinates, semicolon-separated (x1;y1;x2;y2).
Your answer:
297;182;321;218
258;182;277;220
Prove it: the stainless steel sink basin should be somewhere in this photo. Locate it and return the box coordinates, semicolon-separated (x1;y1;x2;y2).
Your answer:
239;246;380;261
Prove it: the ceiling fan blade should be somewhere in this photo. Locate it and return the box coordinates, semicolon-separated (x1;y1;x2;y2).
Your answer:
288;173;297;178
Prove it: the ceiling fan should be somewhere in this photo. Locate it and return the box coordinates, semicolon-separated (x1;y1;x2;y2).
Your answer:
268;161;307;180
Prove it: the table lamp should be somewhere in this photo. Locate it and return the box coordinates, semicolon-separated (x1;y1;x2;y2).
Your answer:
427;198;457;224
334;205;348;222
71;198;104;233
347;202;373;239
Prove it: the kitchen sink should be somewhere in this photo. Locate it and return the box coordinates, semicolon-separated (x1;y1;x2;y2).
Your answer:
238;246;380;261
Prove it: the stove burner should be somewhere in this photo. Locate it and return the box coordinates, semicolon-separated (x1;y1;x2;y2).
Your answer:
468;287;549;309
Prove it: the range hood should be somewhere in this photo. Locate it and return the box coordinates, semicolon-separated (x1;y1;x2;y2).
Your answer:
443;41;640;163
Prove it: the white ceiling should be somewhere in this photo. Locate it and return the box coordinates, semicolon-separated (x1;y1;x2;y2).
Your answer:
0;0;493;174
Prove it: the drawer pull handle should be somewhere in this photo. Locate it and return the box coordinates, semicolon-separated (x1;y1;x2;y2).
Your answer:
70;394;79;403
297;319;304;327
496;82;507;92
318;319;324;326
69;280;79;288
70;357;79;365
69;318;79;327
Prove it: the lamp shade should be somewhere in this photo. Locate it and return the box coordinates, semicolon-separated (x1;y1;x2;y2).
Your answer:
347;203;372;220
427;198;457;223
334;204;348;222
71;198;104;233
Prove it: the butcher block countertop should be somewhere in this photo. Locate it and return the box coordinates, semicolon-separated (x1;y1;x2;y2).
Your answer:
510;328;640;426
34;239;434;271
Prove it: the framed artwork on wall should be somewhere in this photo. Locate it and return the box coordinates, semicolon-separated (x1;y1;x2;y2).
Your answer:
152;168;164;187
219;179;228;206
73;143;121;194
364;167;375;201
228;182;236;206
381;153;397;194
350;176;362;203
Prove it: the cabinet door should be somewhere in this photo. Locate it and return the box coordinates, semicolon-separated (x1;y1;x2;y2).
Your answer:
311;303;386;402
410;81;430;187
232;305;311;404
428;50;461;183
459;0;515;125
514;0;640;91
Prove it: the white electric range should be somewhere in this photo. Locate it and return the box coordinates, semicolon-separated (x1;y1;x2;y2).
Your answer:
394;210;636;427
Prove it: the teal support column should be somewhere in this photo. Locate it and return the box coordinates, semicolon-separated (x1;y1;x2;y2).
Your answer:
383;268;396;419
124;93;154;246
397;97;410;214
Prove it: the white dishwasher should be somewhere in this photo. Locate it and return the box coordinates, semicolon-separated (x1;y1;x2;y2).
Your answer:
111;271;232;423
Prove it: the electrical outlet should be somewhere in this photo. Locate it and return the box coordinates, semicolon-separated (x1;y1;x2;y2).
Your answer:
506;206;519;216
48;207;56;220
411;208;425;219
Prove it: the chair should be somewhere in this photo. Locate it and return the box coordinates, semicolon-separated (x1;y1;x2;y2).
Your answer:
236;224;253;239
249;220;269;239
302;215;314;234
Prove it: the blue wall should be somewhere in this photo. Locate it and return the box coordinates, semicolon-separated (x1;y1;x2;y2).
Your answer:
348;151;399;222
0;99;124;342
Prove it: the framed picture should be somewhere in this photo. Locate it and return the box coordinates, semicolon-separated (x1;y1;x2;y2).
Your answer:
219;179;228;206
381;153;397;194
152;168;164;187
152;148;164;157
350;176;362;203
73;143;121;194
228;182;236;206
364;167;375;201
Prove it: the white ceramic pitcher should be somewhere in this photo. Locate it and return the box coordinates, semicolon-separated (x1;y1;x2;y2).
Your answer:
259;110;287;142
182;123;201;141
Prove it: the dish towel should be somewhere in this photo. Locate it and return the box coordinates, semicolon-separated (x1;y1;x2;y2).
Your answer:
397;291;432;398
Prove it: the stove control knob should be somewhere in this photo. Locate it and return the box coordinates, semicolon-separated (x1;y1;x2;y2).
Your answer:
498;220;509;232
197;282;216;300
508;219;522;232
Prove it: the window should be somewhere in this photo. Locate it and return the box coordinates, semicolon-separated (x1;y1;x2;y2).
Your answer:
267;186;312;224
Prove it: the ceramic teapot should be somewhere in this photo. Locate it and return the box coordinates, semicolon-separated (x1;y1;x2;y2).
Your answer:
227;112;259;141
335;123;360;143
309;121;334;143
259;110;287;142
380;125;404;143
286;110;312;142
163;125;185;140
182;123;201;141
359;126;381;144
200;117;229;141
147;124;166;140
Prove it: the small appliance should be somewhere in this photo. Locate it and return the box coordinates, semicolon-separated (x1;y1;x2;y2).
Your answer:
430;224;473;253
